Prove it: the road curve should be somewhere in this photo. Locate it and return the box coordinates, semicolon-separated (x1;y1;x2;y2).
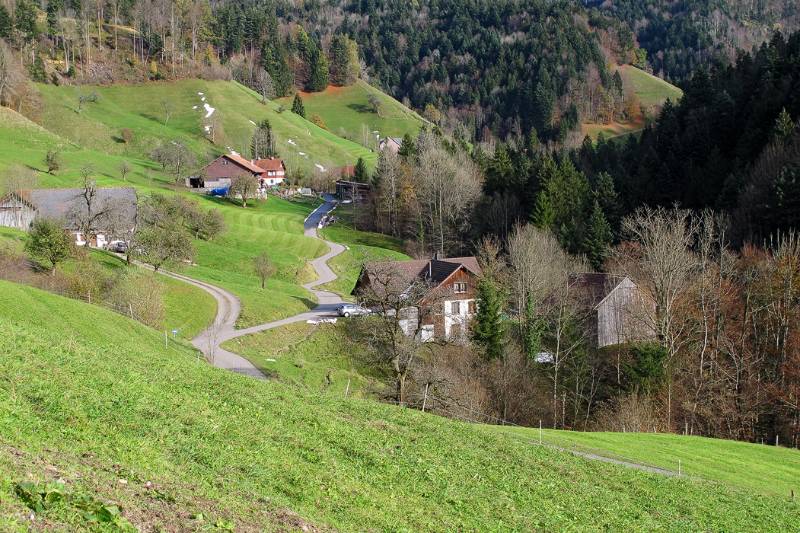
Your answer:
160;198;346;379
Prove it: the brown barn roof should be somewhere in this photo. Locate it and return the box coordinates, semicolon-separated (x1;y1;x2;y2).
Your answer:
205;153;265;174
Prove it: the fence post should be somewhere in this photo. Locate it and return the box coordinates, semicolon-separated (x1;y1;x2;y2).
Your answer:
164;331;168;348
539;419;543;445
678;459;682;477
344;378;350;398
421;382;429;413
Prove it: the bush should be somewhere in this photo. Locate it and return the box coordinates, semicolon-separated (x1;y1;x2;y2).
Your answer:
25;218;73;273
109;271;165;328
120;128;133;144
310;113;327;129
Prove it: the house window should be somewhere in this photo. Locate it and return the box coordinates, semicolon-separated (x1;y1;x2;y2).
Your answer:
453;282;467;293
450;301;461;314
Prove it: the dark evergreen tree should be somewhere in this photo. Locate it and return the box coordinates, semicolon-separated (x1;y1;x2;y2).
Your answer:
308;45;329;92
583;200;613;271
0;5;11;39
291;93;306;118
14;0;38;42
398;133;416;159
353;157;369;183
472;277;505;360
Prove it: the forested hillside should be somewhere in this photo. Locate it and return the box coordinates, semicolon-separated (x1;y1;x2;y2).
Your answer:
586;0;800;81
578;31;800;242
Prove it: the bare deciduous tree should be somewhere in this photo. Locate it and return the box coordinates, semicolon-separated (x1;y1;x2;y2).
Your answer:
229;174;259;208
253;252;275;289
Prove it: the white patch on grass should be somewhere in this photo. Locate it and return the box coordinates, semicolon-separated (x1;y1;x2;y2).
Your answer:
287;139;296;146
203;103;215;118
315;164;326;172
298;151;306;156
198;92;204;96
249;120;256;125
192;105;198;110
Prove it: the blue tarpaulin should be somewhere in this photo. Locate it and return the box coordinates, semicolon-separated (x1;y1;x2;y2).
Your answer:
209;187;229;197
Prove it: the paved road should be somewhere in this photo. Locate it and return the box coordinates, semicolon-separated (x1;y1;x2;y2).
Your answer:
160;198;346;379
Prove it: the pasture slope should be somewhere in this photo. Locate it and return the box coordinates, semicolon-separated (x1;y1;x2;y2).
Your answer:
495;426;800;498
582;64;684;141
0;105;335;328
277;80;427;149
1;280;798;531
36;79;377;175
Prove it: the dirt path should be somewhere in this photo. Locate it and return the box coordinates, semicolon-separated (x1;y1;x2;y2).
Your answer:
159;198;346;379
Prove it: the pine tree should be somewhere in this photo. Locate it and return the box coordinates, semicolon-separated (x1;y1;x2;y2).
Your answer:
522;295;546;359
353;157;369;183
593;171;621;230
261;38;292;97
329;34;359;86
398;133;416;159
251;120;276;159
14;0;38;42
583;200;613;271
472;277;505;360
291;93;306;118
0;5;11;39
308;45;329;92
774;108;795;143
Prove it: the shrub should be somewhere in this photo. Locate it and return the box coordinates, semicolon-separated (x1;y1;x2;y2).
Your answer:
25;218;73;274
310;113;327;130
109;271;165;328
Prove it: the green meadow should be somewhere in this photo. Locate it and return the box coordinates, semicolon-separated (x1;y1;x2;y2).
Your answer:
277;80;427;149
582;64;683;141
1;281;798;531
494;426;800;499
36;79;377;175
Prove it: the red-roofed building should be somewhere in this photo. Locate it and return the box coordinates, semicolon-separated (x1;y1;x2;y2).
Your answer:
254;157;287;186
187;154;287;189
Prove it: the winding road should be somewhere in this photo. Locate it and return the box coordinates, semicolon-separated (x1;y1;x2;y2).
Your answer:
160;198;346;379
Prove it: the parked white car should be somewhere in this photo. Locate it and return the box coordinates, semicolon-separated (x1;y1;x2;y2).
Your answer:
336;304;372;317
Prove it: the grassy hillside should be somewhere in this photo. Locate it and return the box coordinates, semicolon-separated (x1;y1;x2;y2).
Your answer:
582;64;683;141
37;79;377;175
619;64;683;108
0;226;215;339
495;427;800;499
1;280;799;531
277;81;427;150
0;106;333;327
221;321;384;397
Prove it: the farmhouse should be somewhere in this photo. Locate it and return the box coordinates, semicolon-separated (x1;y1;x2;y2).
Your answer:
0;187;137;248
253;157;287;187
379;137;403;154
570;273;652;348
188;153;262;189
353;256;481;342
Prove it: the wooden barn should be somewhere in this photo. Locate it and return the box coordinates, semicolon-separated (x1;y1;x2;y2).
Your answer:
570;273;653;348
0;187;137;248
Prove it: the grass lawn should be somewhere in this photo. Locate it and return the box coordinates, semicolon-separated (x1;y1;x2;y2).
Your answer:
277;81;426;150
493;427;800;498
1;280;798;531
0;227;215;340
618;64;684;108
37;79;377;176
319;208;409;297
221;321;385;398
0;106;331;327
581;64;683;141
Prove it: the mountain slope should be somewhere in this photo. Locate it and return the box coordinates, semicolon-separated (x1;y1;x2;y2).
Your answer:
36;80;377;175
0;280;798;530
277;80;427;149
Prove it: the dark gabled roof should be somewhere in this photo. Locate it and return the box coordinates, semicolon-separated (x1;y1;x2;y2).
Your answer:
12;188;137;229
354;256;481;298
569;273;627;309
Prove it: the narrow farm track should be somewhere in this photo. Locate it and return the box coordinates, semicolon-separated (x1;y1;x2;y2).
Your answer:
160;198;346;379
